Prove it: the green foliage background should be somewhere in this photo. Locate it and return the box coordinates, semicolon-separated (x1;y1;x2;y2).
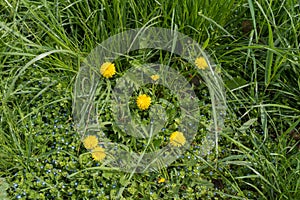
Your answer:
0;0;299;199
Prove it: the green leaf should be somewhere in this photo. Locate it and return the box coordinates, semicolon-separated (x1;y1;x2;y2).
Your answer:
247;0;258;43
202;37;210;50
119;175;128;186
0;178;9;200
225;77;247;90
102;172;114;179
238;118;257;132
265;23;274;86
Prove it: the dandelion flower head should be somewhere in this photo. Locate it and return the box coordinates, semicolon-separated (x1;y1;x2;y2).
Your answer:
170;131;186;147
92;146;106;161
151;74;160;81
83;135;98;149
158;177;166;183
195;57;208;70
136;94;151;110
100;62;116;78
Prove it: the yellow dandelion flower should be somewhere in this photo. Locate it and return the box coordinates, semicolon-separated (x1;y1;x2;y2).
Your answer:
151;74;160;81
91;146;106;161
83;135;98;149
158;177;166;183
136;94;151;110
195;57;208;70
170;131;186;147
100;62;116;78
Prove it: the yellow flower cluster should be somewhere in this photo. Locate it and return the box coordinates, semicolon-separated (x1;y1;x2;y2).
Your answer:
100;62;116;78
195;57;208;70
83;135;106;161
136;94;151;110
170;131;186;147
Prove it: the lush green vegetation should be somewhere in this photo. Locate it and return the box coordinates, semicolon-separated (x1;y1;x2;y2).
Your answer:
0;0;299;199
